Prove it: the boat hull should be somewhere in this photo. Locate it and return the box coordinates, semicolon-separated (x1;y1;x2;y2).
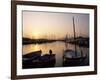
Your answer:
63;49;86;66
22;52;56;69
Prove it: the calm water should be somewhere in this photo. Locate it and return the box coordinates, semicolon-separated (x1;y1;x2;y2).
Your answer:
23;41;89;67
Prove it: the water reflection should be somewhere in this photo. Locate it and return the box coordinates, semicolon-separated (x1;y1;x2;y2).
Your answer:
23;41;89;67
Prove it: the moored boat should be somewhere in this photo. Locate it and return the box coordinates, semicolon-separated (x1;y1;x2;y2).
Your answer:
22;50;42;68
63;17;87;66
63;49;86;61
40;54;56;67
23;50;42;60
22;50;56;68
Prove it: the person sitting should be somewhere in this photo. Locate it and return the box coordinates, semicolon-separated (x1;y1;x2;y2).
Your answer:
49;49;52;55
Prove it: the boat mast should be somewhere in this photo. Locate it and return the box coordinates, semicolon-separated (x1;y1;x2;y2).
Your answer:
73;17;76;40
73;17;77;57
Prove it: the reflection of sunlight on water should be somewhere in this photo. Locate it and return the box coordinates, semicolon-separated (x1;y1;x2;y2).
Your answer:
33;44;38;51
23;41;89;67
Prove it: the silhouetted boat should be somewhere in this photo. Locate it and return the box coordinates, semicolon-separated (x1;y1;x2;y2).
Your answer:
22;50;56;68
41;54;55;62
23;50;42;61
22;50;42;68
63;17;87;66
40;54;56;67
23;50;42;59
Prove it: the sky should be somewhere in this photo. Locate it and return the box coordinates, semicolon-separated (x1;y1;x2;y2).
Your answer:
22;11;89;39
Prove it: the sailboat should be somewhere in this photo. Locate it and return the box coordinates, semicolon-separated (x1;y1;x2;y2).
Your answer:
63;17;87;66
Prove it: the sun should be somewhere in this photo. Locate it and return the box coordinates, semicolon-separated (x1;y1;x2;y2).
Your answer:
33;32;40;39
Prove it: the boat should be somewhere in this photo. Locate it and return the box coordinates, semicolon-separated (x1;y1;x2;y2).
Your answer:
22;50;56;68
40;54;55;62
22;50;42;68
40;54;56;67
63;49;87;66
23;50;42;60
63;49;86;61
63;17;87;66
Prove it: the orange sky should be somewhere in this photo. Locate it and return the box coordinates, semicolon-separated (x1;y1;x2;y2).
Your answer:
22;11;89;39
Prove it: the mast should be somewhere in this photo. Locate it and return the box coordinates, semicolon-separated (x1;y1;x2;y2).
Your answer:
73;17;76;40
73;17;77;57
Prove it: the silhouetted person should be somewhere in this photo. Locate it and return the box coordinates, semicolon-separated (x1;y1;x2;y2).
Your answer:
49;49;52;55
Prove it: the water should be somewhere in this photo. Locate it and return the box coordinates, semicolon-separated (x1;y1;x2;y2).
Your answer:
23;41;89;67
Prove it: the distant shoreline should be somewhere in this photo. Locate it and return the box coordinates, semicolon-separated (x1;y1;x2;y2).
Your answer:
22;37;89;48
23;38;65;44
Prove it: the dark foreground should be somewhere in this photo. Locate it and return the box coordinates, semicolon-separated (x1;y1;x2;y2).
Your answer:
22;50;56;69
22;50;89;69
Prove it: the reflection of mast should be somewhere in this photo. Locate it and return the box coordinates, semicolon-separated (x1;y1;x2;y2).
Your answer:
73;17;77;57
65;34;68;41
